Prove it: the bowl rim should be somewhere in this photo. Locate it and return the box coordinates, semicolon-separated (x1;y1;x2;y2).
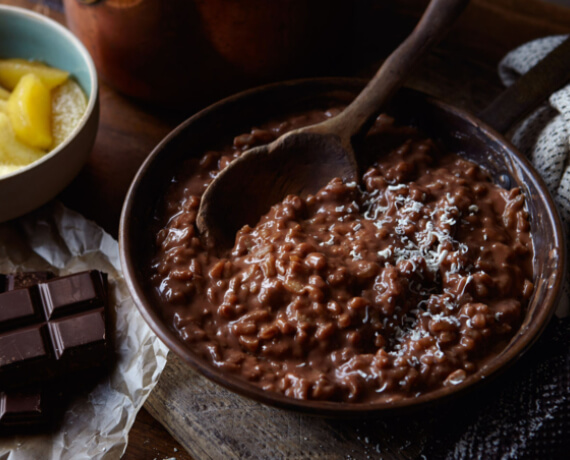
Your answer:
119;77;566;416
0;4;98;180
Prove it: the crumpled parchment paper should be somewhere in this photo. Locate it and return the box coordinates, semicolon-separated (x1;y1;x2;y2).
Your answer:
0;202;169;460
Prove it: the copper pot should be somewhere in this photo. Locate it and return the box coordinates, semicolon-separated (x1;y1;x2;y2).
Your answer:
64;0;349;108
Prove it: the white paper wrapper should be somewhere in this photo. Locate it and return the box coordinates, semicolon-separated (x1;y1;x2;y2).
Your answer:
0;202;169;460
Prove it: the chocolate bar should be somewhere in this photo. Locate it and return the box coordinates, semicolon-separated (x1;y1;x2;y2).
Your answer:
0;270;110;389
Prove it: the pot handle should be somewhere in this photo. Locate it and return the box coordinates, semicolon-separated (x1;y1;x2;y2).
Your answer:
478;36;570;134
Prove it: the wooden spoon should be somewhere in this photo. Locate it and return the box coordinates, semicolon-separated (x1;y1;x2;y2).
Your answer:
197;0;470;247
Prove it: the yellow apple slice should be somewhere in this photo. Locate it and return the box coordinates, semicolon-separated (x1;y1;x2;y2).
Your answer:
0;58;69;91
7;73;52;150
51;79;88;148
0;113;45;166
0;86;9;100
0;99;6;113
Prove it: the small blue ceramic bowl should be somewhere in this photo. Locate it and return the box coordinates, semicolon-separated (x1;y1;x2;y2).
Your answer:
0;5;99;222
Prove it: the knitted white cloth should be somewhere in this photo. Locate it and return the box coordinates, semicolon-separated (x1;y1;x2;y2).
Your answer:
498;35;570;316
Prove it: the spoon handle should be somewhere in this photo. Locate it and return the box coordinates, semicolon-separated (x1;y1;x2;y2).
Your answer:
317;0;470;140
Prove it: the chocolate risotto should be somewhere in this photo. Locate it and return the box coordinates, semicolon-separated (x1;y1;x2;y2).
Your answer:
151;109;534;403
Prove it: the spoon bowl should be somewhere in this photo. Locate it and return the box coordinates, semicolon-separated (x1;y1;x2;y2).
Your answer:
197;130;357;247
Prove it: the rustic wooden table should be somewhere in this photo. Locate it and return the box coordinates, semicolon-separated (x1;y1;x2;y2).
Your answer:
2;0;570;458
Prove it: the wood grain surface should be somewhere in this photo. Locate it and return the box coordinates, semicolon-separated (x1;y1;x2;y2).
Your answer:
146;354;429;460
2;0;570;459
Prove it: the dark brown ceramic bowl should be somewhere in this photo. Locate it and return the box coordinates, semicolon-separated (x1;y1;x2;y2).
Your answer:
119;78;566;417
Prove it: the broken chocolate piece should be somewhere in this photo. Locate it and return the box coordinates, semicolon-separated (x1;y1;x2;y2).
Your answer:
5;271;54;291
0;388;49;428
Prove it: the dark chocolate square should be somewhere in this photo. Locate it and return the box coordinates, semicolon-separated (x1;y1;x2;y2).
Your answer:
0;388;50;428
39;271;105;319
48;310;106;361
0;288;42;332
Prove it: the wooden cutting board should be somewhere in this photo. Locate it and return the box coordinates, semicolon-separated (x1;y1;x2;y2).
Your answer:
145;353;427;460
